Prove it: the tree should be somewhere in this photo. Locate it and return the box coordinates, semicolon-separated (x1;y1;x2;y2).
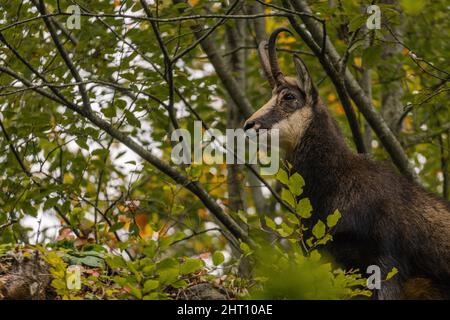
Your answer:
0;0;448;299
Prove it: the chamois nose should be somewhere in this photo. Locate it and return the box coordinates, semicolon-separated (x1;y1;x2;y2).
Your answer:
243;120;256;131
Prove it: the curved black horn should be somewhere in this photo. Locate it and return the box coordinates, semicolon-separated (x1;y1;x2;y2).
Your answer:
258;41;276;88
268;27;293;85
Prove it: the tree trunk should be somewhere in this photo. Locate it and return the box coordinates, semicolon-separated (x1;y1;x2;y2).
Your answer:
225;10;247;214
378;0;404;136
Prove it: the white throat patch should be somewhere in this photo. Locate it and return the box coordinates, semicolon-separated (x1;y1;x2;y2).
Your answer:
272;106;313;152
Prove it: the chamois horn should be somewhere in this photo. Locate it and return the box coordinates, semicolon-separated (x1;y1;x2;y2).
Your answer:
257;41;276;88
268;27;293;85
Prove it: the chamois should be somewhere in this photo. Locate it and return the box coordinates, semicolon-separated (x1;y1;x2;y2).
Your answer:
244;28;450;299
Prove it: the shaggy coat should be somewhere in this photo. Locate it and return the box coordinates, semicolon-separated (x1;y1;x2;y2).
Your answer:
289;98;450;299
245;28;450;299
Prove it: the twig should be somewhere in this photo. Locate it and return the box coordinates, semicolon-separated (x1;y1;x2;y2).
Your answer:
34;0;91;112
170;228;223;246
0;220;18;231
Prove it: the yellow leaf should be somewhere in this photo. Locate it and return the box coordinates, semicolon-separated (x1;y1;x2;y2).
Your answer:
386;267;399;280
63;173;74;184
327;93;336;102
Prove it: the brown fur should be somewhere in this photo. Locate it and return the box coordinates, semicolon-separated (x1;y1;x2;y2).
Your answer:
403;278;445;300
289;101;450;299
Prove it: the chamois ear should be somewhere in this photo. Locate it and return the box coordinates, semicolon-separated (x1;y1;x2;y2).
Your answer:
293;55;317;103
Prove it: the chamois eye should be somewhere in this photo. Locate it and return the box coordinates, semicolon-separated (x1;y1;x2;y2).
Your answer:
283;93;296;101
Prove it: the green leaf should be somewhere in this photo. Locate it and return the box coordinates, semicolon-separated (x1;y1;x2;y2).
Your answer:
312;220;326;239
159;268;179;285
142;264;156;275
128;285;142;299
296;198;312;219
362;45;383;68
237;210;247;224
212;251;225;266
106;255;127;269
129;223;139;236
171;279;188;289
92;148;109;158
326;209;342;228
276;169;289;185
44;197;58;210
180;258;204;275
81;255;105;268
239;242;251;255
62;253;105;268
264;217;277;230
278;223;293;237
386;267;399;280
348;14;366;32
51;279;67;290
110;222;125;233
288;173;305;196
143;279;159;293
309;250;321;262
316;234;333;246
143;292;160;300
125;110;141;128
143;242;157;258
286;213;300;225
113;275;127;286
158;258;178;270
190;165;202;178
101;105;116;118
281;188;296;208
400;0;426;15
75;138;89;150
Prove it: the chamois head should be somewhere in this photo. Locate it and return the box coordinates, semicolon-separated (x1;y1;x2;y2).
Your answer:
244;28;318;151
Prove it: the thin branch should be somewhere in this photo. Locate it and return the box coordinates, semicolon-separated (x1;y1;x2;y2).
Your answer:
403;122;450;147
255;0;327;55
139;0;178;130
222;45;315;58
34;0;91;112
50;16;79;46
171;0;241;63
0;220;18;231
170;227;223;246
190;26;254;118
0;31;74;107
0;118;32;177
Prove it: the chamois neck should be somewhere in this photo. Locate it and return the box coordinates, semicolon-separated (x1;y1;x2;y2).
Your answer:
287;102;354;181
